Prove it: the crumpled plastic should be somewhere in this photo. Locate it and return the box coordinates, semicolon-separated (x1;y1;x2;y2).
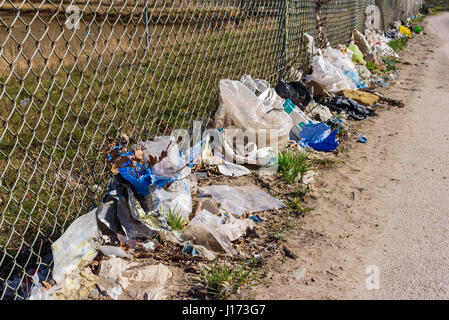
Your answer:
305;53;357;93
298;122;339;152
274;79;313;109
399;25;412;38
111;137;190;196
348;44;366;65
324;47;366;89
199;185;286;217
324;97;376;121
214;77;293;148
97;175;167;240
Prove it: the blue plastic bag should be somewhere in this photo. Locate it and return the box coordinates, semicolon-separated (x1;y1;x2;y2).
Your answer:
298;123;339;152
343;70;367;89
109;143;183;196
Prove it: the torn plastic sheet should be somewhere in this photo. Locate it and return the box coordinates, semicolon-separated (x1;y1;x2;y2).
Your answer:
98;245;131;258
51;209;100;285
324;97;376;121
150;179;193;221
182;212;237;256
274;79;313;109
193;209;255;242
97;258;172;300
214;78;293;148
96;175;167;240
297;122;339;152
218;162;251;177
112;136;191;196
199;185;286;217
29;210;100;300
182;209;255;256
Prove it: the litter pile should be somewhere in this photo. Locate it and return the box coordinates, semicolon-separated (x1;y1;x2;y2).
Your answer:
6;18;421;300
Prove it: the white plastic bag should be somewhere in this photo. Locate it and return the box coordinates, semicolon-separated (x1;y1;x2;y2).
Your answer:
240;74;270;94
199;185;286;217
215;78;293;150
51;209;100;285
306;54;357;93
151;178;194;221
374;42;399;58
324;47;357;75
140;136;191;181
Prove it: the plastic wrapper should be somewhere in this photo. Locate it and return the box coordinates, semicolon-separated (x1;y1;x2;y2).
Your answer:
214;78;293;151
305;54;357;93
199;185;286;217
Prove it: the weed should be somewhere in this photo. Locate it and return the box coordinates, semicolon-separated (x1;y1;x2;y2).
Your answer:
277;149;310;184
384;57;402;72
311;157;337;169
286;198;313;216
366;61;378;73
388;37;409;52
201;261;255;298
165;208;187;231
269;230;287;242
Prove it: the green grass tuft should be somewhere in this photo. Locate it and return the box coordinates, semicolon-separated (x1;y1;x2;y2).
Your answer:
165;208;188;231
388;37;409;52
365;61;378;73
201;261;255;298
277;149;310;185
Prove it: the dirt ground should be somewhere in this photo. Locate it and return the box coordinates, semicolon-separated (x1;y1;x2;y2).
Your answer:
241;12;449;300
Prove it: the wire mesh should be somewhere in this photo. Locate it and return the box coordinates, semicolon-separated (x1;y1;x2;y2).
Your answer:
0;0;422;299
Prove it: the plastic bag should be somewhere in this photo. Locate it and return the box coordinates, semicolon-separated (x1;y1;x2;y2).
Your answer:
199;185;286;217
309;103;334;122
182;210;237;255
305;54;357;93
348;44;366;65
374;42;399;58
274;79;313;109
355;64;371;80
324;47;366;88
117;137;191;196
240;74;270;95
215;129;277;167
324;97;376;121
399;25;412;38
214;78;293;165
190;209;255;242
51;209;100;285
150;178;193;221
298;123;339;152
215;79;293;147
141;136;191;182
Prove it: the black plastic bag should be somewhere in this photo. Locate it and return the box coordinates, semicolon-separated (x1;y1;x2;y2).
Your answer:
324;97;376;121
275;79;313;110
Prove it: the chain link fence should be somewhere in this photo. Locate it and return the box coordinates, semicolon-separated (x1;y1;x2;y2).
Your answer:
0;0;421;299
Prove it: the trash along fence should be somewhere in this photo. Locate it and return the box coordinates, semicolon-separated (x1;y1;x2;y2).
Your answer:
0;0;421;299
